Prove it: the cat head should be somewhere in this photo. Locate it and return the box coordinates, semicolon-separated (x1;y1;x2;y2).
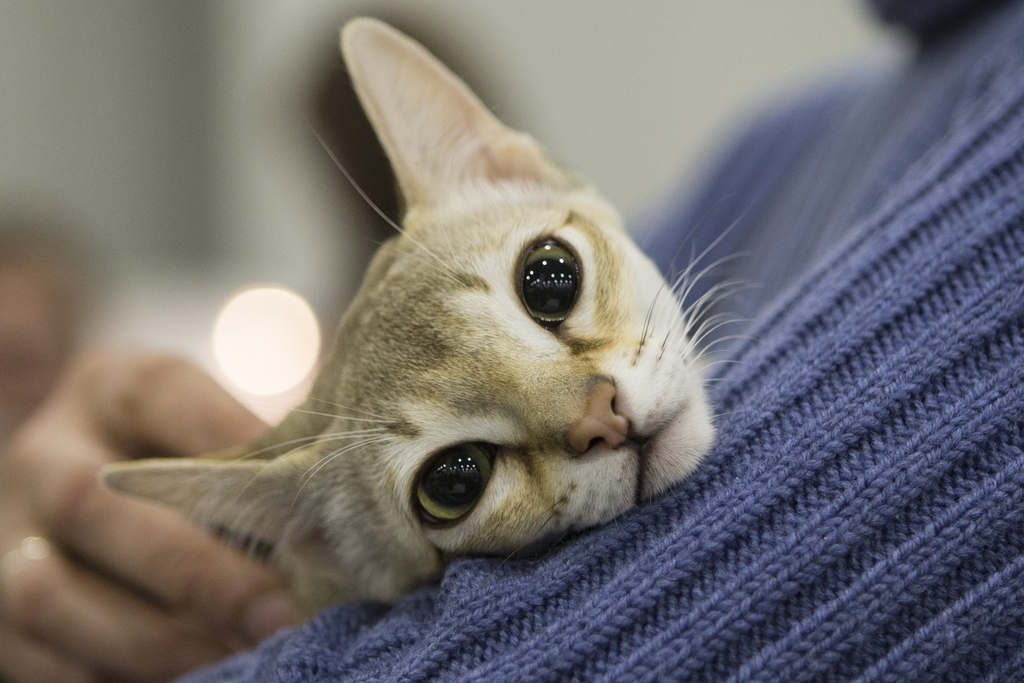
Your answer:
102;18;714;616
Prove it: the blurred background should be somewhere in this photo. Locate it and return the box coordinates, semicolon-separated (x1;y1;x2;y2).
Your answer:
0;1;903;427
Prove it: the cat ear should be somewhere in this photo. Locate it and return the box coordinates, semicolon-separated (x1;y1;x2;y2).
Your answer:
341;17;574;207
100;458;300;544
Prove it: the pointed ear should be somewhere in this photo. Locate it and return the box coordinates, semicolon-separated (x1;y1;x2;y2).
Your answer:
341;17;574;207
100;458;299;544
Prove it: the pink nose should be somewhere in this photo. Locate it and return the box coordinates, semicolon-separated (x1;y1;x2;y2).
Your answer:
568;381;629;454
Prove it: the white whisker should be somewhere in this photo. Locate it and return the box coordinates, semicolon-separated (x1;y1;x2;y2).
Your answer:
291;435;396;505
288;406;396;424
635;282;665;362
311;125;464;286
286;394;395;421
238;428;390;461
243;395;398;425
485;498;565;580
668;214;746;298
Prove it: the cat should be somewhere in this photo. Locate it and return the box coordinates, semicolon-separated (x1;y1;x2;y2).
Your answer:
101;17;715;618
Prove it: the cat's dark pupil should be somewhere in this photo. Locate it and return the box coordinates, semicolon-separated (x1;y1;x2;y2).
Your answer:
423;449;484;507
523;242;578;321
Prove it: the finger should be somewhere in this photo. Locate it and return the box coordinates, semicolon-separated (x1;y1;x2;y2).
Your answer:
30;439;297;643
14;353;297;642
1;537;231;682
0;622;98;683
79;352;267;458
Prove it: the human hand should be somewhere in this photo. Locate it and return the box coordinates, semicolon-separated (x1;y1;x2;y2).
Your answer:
0;351;299;682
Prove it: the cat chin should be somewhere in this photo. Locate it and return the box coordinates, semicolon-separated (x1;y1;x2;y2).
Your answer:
637;399;716;501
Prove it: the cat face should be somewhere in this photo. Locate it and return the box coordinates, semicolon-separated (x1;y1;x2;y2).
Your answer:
334;185;712;555
102;18;713;616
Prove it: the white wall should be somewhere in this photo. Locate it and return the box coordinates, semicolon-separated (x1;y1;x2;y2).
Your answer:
200;0;901;326
0;2;902;415
0;2;212;267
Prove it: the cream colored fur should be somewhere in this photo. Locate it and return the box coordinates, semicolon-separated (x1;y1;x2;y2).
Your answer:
101;17;714;617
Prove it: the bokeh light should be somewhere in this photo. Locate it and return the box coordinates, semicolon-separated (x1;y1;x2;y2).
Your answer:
212;286;320;396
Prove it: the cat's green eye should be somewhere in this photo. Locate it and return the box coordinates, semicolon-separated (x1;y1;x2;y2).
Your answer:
521;240;579;324
417;443;494;523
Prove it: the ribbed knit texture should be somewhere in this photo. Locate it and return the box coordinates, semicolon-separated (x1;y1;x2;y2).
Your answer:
182;0;1024;680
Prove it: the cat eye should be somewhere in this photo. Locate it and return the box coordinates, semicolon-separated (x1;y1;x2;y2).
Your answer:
520;240;579;324
417;443;494;523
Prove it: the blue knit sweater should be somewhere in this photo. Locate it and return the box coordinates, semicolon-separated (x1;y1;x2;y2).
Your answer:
184;0;1024;680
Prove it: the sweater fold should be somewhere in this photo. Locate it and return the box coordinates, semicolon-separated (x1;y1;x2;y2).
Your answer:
181;2;1024;680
